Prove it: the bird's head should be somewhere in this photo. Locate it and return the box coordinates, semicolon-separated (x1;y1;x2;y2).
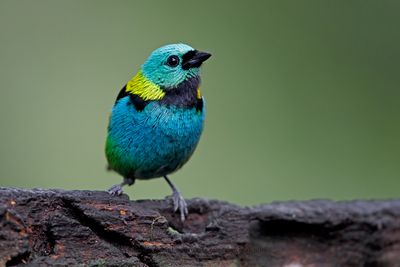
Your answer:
141;43;211;89
124;44;211;101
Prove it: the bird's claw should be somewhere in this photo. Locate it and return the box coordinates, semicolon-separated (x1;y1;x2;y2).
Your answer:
171;190;188;221
107;184;123;196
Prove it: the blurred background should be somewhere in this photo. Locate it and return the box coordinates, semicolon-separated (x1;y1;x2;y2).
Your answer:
0;0;399;206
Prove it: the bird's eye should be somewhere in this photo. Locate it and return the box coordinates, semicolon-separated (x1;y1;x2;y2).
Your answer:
166;55;180;67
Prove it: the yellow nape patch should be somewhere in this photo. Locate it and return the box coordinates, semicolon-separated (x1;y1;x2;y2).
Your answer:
126;71;165;100
197;87;202;99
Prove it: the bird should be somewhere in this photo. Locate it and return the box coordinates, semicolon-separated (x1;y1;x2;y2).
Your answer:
105;43;211;221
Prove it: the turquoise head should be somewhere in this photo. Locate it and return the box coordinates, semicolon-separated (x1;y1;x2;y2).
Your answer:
141;43;211;89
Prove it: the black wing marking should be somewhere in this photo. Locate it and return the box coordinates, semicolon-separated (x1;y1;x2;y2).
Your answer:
115;85;129;103
114;85;149;111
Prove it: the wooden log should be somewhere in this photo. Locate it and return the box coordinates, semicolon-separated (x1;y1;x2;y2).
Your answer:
1;188;399;266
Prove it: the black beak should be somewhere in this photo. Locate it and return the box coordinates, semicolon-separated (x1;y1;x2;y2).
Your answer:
182;50;212;70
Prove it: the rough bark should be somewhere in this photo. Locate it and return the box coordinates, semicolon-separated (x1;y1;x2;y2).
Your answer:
0;188;400;267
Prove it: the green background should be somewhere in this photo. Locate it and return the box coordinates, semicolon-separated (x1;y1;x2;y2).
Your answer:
0;0;399;206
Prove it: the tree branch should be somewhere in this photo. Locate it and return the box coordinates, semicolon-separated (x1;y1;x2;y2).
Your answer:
1;188;399;266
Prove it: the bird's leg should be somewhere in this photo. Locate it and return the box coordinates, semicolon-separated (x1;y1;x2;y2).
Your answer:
107;177;135;196
164;175;188;221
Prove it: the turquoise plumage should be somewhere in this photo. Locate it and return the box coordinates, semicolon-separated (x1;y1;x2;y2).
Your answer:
105;44;211;221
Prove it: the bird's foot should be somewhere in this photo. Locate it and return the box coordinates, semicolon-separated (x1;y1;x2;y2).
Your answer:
171;190;188;222
107;177;134;196
107;184;124;196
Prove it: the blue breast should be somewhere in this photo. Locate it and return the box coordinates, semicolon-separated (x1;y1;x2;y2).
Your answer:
107;96;205;179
